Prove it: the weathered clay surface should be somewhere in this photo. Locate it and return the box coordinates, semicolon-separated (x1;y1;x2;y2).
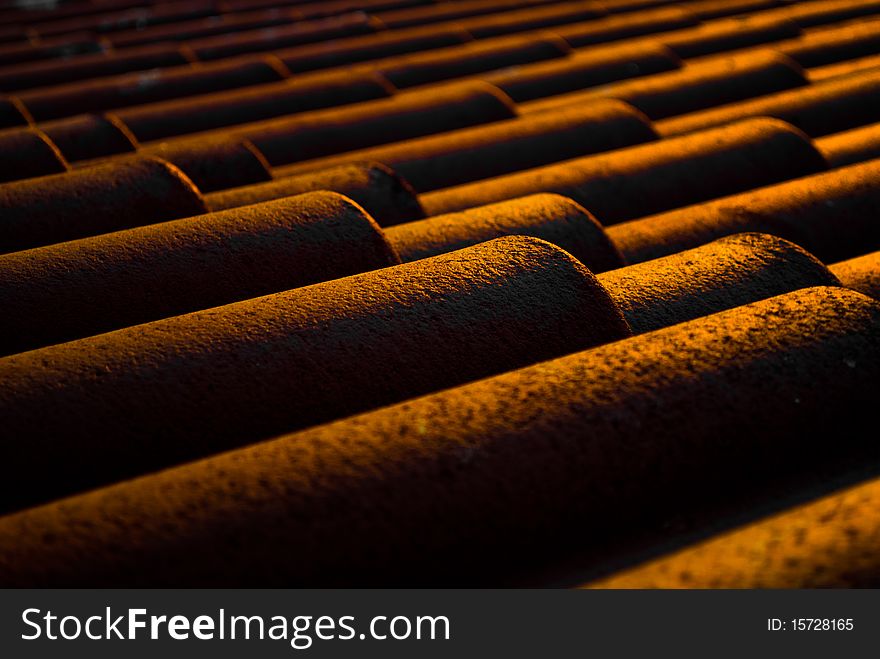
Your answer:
780;20;880;68
276;100;658;191
104;9;300;49
142;136;272;192
0;287;875;585
376;0;570;30
816;121;880;167
372;33;569;88
765;0;880;28
831;251;880;299
2;0;880;590
0;127;68;182
0;236;630;512
0;155;207;253
0;191;399;355
453;2;606;40
0;35;101;67
808;52;880;83
598;233;840;333
587;475;880;588
41;113;138;161
109;69;394;142
655;13;799;58
15;55;289;121
245;80;517;167
552;7;698;49
657;69;880;137
206;162;425;224
421;118;827;220
521;51;807;120
187;12;380;61
0;42;192;92
484;41;681;102
387;193;625;270
277;24;471;73
608;159;880;264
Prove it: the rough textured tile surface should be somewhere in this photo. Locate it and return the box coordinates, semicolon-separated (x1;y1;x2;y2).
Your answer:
421;118;826;220
0;191;399;355
0;287;875;585
206;162;425;224
0;155;207;253
587;475;880;588
0;236;630;513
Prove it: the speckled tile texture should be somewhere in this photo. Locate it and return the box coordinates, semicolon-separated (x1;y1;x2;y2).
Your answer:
0;191;399;354
420;118;826;218
2;0;880;587
587;474;880;588
0;155;207;252
0;287;876;586
0;236;630;512
207;161;425;224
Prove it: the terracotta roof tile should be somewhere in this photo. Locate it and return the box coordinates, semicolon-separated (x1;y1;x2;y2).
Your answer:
275;99;657;191
421;117;826;218
0;286;874;585
1;0;880;587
